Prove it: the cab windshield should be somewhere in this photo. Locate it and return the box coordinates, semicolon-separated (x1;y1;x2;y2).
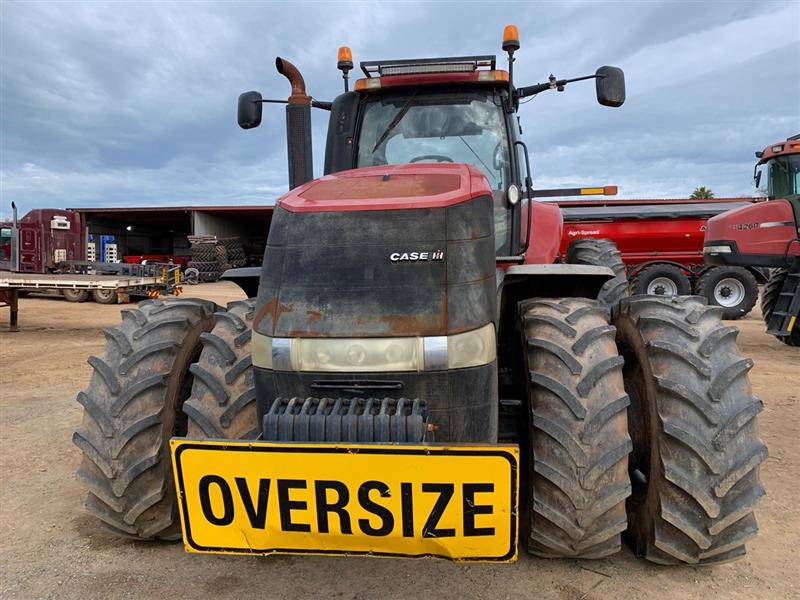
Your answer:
356;90;513;254
755;154;800;200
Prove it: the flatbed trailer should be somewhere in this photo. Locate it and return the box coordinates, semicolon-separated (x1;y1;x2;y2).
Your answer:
557;197;767;318
0;264;182;331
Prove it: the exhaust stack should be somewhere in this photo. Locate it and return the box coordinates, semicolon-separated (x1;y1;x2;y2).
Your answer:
10;201;19;272
276;57;313;190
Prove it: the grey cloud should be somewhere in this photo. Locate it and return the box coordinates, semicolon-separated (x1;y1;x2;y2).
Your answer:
1;0;798;217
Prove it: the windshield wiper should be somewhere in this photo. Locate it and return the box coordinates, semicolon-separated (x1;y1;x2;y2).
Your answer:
372;92;418;153
458;136;495;179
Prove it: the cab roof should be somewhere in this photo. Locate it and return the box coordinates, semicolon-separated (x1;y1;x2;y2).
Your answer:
758;135;800;162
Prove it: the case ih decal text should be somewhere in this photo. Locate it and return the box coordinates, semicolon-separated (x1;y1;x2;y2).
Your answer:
389;250;445;263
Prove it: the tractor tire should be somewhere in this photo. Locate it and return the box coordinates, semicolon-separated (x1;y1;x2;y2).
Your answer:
695;267;758;320
63;289;89;303
72;298;217;540
566;239;630;312
614;295;767;564
522;298;632;559
92;289;119;305
761;268;800;346
183;299;259;440
631;264;691;297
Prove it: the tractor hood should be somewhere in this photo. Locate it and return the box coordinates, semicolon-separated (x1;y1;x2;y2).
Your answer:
254;162;497;339
276;163;492;213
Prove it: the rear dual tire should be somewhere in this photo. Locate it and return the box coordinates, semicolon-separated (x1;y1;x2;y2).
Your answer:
566;239;630;311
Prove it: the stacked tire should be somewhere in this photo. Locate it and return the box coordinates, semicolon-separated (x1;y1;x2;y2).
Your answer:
187;241;224;282
186;238;247;282
219;238;247;268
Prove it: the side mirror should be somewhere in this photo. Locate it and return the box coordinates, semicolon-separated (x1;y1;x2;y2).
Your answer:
595;66;625;107
754;170;762;189
238;91;263;129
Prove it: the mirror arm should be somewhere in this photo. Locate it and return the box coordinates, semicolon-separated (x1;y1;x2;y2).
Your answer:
516;73;600;100
254;98;332;111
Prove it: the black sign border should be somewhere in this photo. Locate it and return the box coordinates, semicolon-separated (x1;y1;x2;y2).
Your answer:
173;441;518;562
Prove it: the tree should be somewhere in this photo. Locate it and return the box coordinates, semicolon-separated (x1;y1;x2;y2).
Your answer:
691;186;715;199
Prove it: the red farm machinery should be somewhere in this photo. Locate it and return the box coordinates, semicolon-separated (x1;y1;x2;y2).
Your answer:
73;28;766;565
558;196;764;319
705;135;800;345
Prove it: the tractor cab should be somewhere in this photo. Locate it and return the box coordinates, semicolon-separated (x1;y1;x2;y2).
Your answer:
238;31;626;261
341;56;517;254
754;135;800;229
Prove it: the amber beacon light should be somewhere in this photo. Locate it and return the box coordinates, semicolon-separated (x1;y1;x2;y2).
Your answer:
502;25;520;52
338;45;354;91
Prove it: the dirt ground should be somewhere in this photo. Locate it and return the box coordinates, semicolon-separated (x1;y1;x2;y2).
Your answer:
1;283;797;600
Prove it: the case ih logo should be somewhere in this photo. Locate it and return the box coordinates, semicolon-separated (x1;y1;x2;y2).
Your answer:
389;250;445;262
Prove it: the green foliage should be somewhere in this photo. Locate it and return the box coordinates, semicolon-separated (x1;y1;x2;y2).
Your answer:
691;186;715;199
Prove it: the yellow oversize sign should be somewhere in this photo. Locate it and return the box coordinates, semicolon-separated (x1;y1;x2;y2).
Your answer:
170;439;518;561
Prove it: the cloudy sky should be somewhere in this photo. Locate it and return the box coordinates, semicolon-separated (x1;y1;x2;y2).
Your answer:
1;1;799;217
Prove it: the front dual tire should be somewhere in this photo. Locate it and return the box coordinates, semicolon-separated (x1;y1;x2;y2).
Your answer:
74;295;765;565
522;295;766;563
73;298;255;539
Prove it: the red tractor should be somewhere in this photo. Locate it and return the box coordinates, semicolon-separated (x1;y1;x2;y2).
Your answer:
74;28;765;566
705;135;800;345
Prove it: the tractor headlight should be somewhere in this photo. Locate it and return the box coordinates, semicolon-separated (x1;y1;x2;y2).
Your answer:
447;324;495;369
296;337;419;372
251;323;496;372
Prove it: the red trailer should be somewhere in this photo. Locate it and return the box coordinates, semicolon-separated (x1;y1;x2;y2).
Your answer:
557;197;765;318
0;208;86;272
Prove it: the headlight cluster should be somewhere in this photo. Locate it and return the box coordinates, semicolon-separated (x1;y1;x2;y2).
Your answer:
297;337;419;372
252;323;496;372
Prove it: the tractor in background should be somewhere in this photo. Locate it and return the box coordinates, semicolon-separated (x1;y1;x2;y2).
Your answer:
705;135;800;345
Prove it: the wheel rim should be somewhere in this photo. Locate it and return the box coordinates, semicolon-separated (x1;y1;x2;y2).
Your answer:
646;277;678;296
96;289;115;300
713;277;746;308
